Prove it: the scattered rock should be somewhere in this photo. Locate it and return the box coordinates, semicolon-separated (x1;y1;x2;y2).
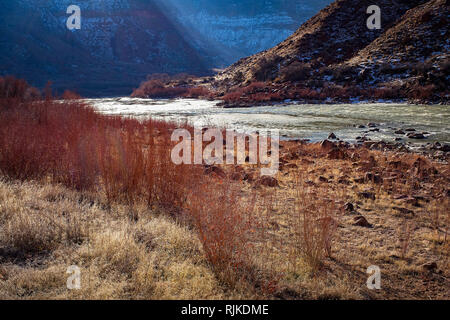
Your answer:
338;178;351;185
300;158;314;165
319;176;329;183
367;123;378;128
354;177;365;184
399;196;419;206
327;147;347;160
440;144;450;152
407;133;426;139
395;130;405;135
358;191;376;200
393;207;415;215
365;172;382;184
344;202;354;212
328;132;337;140
282;163;298;170
243;172;254;182
230;171;244;181
305;180;316;186
320;139;335;151
353;215;373;228
257;176;279;187
421;262;437;272
203;165;226;178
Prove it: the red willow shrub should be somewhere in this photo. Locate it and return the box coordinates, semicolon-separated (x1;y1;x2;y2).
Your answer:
0;76;202;209
0;76;259;286
409;84;436;100
131;78;214;100
182;86;213;99
222;82;283;103
185;180;258;286
131;79;188;98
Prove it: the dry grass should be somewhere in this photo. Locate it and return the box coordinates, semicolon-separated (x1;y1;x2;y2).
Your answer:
0;180;233;300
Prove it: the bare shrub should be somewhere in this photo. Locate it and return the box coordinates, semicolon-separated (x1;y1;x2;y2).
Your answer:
280;61;312;82
185;180;257;286
252;55;282;82
290;174;340;273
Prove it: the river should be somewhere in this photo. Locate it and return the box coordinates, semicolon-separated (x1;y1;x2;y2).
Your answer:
86;98;450;144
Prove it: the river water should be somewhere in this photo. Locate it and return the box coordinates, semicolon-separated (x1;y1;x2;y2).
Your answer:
86;98;450;144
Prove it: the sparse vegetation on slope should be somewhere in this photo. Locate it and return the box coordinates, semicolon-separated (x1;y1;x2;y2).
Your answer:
210;0;449;105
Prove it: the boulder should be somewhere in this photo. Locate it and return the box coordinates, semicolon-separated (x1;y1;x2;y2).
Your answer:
421;262;438;272
358;191;376;200
393;207;415;215
320;139;335;151
257;176;279;187
328;132;337;140
327;147;347;160
344;202;354;212
407;133;426;139
365;172;382;184
281;163;298;170
203;165;226;178
243;172;254;182
353;216;373;228
230;171;244;181
354;177;365;184
440;144;450;152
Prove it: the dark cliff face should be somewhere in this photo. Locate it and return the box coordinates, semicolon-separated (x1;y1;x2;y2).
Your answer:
0;0;213;96
0;0;333;96
154;0;332;64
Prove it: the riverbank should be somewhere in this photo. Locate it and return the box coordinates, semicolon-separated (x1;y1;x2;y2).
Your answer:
130;75;450;107
1;138;449;299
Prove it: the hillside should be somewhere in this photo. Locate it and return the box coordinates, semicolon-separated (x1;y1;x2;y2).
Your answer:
212;0;448;104
342;0;449;94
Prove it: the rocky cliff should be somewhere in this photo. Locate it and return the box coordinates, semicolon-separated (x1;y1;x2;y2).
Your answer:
213;0;448;104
